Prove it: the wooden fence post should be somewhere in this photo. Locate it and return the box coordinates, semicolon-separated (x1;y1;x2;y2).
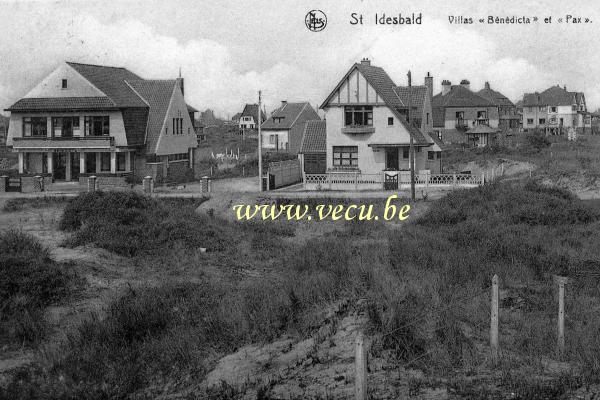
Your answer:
490;274;499;365
453;173;457;190
556;276;567;359
355;332;367;400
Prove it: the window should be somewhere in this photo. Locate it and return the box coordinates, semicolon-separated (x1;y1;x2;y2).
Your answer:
539;118;546;125
146;154;162;163
477;110;487;119
527;118;534;125
168;153;188;162
84;116;109;136
455;111;464;120
172;118;183;135
387;117;394;126
269;134;277;144
428;151;435;160
332;146;358;167
551;107;557;113
85;153;96;173
402;147;409;159
62;79;67;89
52;116;79;137
436;152;442;159
23;117;47;137
116;153;126;172
541;107;547;112
100;153;111;172
426;113;430;124
344;106;373;126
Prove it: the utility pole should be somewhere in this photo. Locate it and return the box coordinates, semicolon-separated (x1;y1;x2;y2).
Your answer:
408;71;415;200
258;91;263;191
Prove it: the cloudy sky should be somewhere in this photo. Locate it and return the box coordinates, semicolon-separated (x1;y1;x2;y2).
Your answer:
1;0;599;117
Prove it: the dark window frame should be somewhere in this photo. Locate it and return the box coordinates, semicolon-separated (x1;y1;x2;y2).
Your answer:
84;116;109;136
23;117;47;137
116;153;127;172
332;145;358;167
387;117;394;126
344;106;373;127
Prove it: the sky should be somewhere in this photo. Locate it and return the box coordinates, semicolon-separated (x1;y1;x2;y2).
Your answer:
1;0;599;118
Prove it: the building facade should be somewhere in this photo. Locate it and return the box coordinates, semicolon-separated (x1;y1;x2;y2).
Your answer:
260;101;320;153
239;104;265;130
5;62;198;185
477;82;519;130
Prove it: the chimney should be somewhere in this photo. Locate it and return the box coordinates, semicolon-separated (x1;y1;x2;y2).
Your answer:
442;80;451;96
484;82;490;90
407;70;412;87
460;79;470;91
360;57;371;66
281;100;287;108
424;72;433;103
564;85;567;91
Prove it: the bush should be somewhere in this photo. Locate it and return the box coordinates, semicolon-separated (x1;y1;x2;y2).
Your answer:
0;230;80;344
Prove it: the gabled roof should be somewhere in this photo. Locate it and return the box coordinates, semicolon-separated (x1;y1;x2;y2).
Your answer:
321;62;430;145
477;83;514;107
261;102;314;130
432;85;494;108
6;97;117;111
394;85;427;120
126;79;178;154
232;112;242;121
66;62;148;108
241;104;265;121
522;85;583;107
299;120;326;154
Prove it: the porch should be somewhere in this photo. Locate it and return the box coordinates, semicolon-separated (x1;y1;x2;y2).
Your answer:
303;170;484;191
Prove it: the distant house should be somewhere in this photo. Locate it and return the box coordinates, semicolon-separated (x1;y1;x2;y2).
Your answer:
432;79;498;145
5;61;199;184
521;85;591;135
298;119;326;174
260;101;320;153
477;82;519;130
239;104;265;130
231;112;242;124
320;58;442;177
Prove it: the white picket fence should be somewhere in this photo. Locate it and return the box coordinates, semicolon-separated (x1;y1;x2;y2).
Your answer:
304;171;484;191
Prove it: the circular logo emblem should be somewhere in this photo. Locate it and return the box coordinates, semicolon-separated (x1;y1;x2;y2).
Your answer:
305;10;327;32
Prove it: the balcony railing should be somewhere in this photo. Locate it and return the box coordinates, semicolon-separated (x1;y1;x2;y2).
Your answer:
12;136;114;150
341;125;376;134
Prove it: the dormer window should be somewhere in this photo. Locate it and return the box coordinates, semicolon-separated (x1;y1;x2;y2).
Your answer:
273;117;285;123
62;79;67;89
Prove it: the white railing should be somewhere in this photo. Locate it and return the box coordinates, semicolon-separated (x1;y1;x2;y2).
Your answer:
304;172;483;190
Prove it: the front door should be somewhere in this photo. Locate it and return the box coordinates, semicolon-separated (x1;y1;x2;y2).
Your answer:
53;153;67;180
70;152;80;181
385;148;399;170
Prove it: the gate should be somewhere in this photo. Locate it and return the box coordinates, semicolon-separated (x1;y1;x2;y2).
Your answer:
384;173;398;190
6;177;21;192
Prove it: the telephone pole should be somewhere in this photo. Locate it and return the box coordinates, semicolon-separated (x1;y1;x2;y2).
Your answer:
408;71;415;200
258;91;263;191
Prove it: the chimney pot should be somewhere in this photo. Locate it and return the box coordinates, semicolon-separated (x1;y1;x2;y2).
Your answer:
484;82;490;90
442;80;451;96
407;70;412;87
360;58;371;66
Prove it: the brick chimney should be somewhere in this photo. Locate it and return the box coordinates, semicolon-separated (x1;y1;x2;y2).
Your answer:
281;100;287;108
442;80;451;96
424;72;433;103
484;81;490;90
407;70;412;87
360;57;371;66
460;79;470;91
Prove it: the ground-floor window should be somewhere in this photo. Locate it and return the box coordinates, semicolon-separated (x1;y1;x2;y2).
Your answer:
428;151;435;160
117;153;127;171
168;153;188;162
332;146;358;167
100;153;111;172
85;153;96;173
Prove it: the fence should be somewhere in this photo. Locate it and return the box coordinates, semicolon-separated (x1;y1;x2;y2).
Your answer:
304;171;484;191
267;159;302;189
352;273;577;400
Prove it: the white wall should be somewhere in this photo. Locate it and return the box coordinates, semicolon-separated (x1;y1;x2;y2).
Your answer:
261;129;288;150
24;63;106;98
155;84;199;156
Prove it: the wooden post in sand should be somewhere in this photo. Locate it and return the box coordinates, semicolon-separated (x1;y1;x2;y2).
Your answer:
490;274;499;365
556;276;567;359
355;332;367;400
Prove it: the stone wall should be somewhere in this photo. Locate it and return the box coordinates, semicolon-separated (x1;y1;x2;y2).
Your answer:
21;175;52;193
78;174;131;190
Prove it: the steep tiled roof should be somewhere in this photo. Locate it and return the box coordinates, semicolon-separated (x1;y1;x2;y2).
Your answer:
299;120;326;154
432;107;445;128
477;83;514;107
66;62;148;107
126;79;177;154
6;97;117;111
523;85;582;107
433;85;494;108
241;104;265;121
395;85;427;120
350;63;429;145
261;102;313;130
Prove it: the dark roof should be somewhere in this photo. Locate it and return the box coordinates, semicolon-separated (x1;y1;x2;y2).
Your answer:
322;62;429;145
66;62;148;107
231;112;242;121
261;102;314;130
6;97;117;111
477;83;514;107
432;107;445;128
241;104;265;121
432;85;494;108
523;85;583;107
395;85;427;120
299;120;326;154
187;104;199;113
126;79;177;154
